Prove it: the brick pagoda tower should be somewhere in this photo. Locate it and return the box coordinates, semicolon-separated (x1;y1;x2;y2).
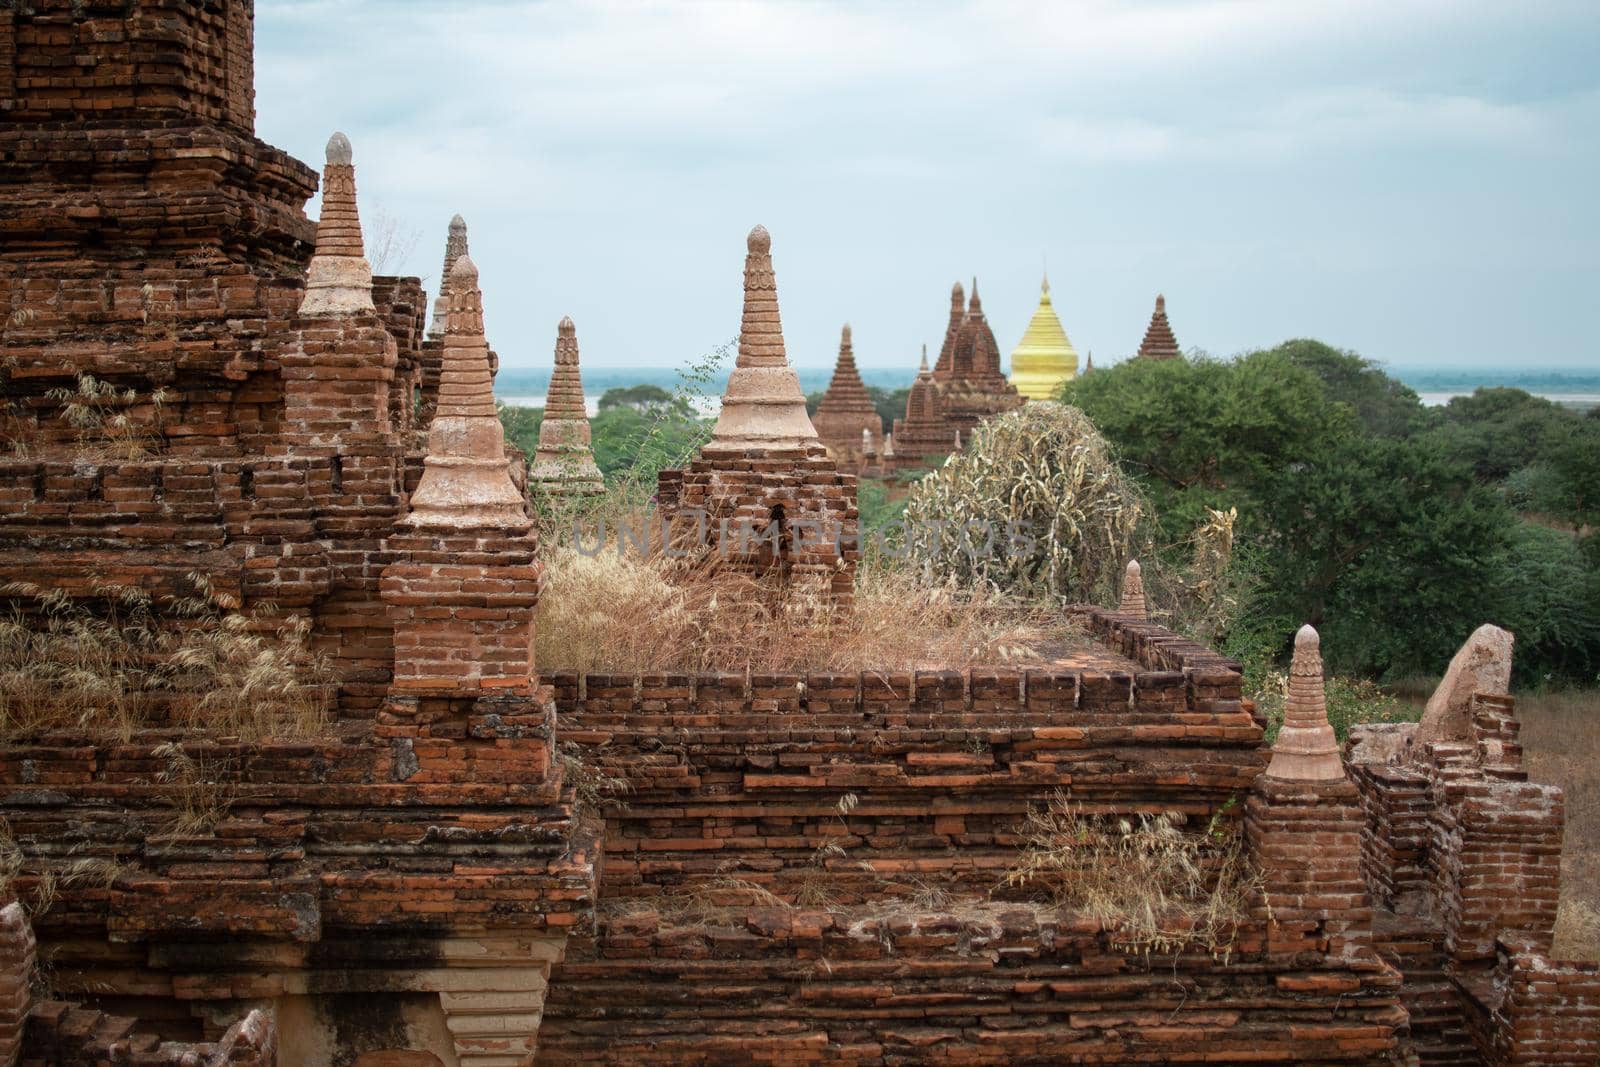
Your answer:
1136;294;1183;360
890;346;953;469
530;316;606;498
812;323;883;463
656;226;857;604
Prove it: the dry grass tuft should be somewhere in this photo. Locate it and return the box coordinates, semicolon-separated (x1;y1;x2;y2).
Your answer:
536;544;1070;674
0;576;332;742
1001;793;1257;957
1520;689;1600;962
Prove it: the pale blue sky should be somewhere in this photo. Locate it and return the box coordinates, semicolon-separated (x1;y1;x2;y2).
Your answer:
254;1;1600;372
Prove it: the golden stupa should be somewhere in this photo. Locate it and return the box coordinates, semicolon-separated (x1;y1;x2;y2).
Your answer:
1008;274;1079;400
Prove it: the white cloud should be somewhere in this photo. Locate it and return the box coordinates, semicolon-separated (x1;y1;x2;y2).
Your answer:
252;0;1600;370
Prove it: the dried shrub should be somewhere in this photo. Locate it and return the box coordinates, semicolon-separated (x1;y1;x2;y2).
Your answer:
902;404;1146;603
536;544;1071;674
0;577;332;742
1001;794;1257;957
45;373;168;462
557;740;632;818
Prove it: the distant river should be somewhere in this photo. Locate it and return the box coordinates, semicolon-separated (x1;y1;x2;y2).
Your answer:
1417;392;1599;412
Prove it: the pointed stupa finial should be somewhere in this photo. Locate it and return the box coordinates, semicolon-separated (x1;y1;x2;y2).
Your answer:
951;280;965;306
428;215;473;338
919;344;929;373
703;225;818;452
842;322;852;346
1264;623;1346;781
1042;272;1050;296
299;131;373;316
1118;559;1147;619
970;276;981;310
403;253;527;528
1157;293;1166;312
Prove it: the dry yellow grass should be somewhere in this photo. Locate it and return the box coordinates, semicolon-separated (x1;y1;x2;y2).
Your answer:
1519;689;1600;961
535;545;1075;674
999;793;1257;957
0;578;331;743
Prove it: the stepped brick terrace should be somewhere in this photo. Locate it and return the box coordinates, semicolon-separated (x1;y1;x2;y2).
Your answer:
1;4;1596;1065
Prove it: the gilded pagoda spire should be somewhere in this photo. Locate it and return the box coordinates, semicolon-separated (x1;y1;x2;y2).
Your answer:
1009;272;1079;400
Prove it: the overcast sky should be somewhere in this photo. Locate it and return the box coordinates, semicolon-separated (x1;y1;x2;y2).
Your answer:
255;1;1599;373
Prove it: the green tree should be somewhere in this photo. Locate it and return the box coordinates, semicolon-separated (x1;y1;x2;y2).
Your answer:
1271;339;1427;438
599;384;673;412
1062;352;1351;542
1426;387;1574;483
1250;432;1512;677
497;403;542;460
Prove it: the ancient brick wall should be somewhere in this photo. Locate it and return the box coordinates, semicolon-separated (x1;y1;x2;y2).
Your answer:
1462;939;1600;1066
539;609;1410;1063
1;900;33;1066
1349;685;1581;1067
2;0;256;130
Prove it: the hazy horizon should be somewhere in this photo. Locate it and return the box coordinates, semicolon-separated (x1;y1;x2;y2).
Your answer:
256;1;1600;373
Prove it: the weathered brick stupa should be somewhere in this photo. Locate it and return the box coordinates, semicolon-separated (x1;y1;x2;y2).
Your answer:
0;5;595;1060
811;322;883;463
529;316;606;498
889;345;953;469
656;226;858;605
1008;273;1080;399
1136;292;1183;360
933;277;1024;435
416;213;500;421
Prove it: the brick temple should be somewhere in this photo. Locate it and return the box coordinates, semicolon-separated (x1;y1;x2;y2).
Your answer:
1;5;1596;1065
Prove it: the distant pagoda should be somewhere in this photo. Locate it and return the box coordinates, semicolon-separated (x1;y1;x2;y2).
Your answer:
1136;294;1182;361
890;346;951;469
529;316;605;498
812;323;882;462
935;278;1023;435
1008;274;1078;400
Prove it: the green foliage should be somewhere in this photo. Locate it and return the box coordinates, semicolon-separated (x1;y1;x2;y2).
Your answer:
1428;387;1571;483
856;477;907;539
1487;522;1600;686
1251;432;1512;678
599;384;672;412
1064;342;1599;683
873;386;911;430
1274;339;1427;438
497;403;542;460
1062;352;1351;543
1246;666;1417;744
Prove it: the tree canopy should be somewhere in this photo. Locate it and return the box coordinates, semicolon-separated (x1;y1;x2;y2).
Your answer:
1063;342;1599;683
